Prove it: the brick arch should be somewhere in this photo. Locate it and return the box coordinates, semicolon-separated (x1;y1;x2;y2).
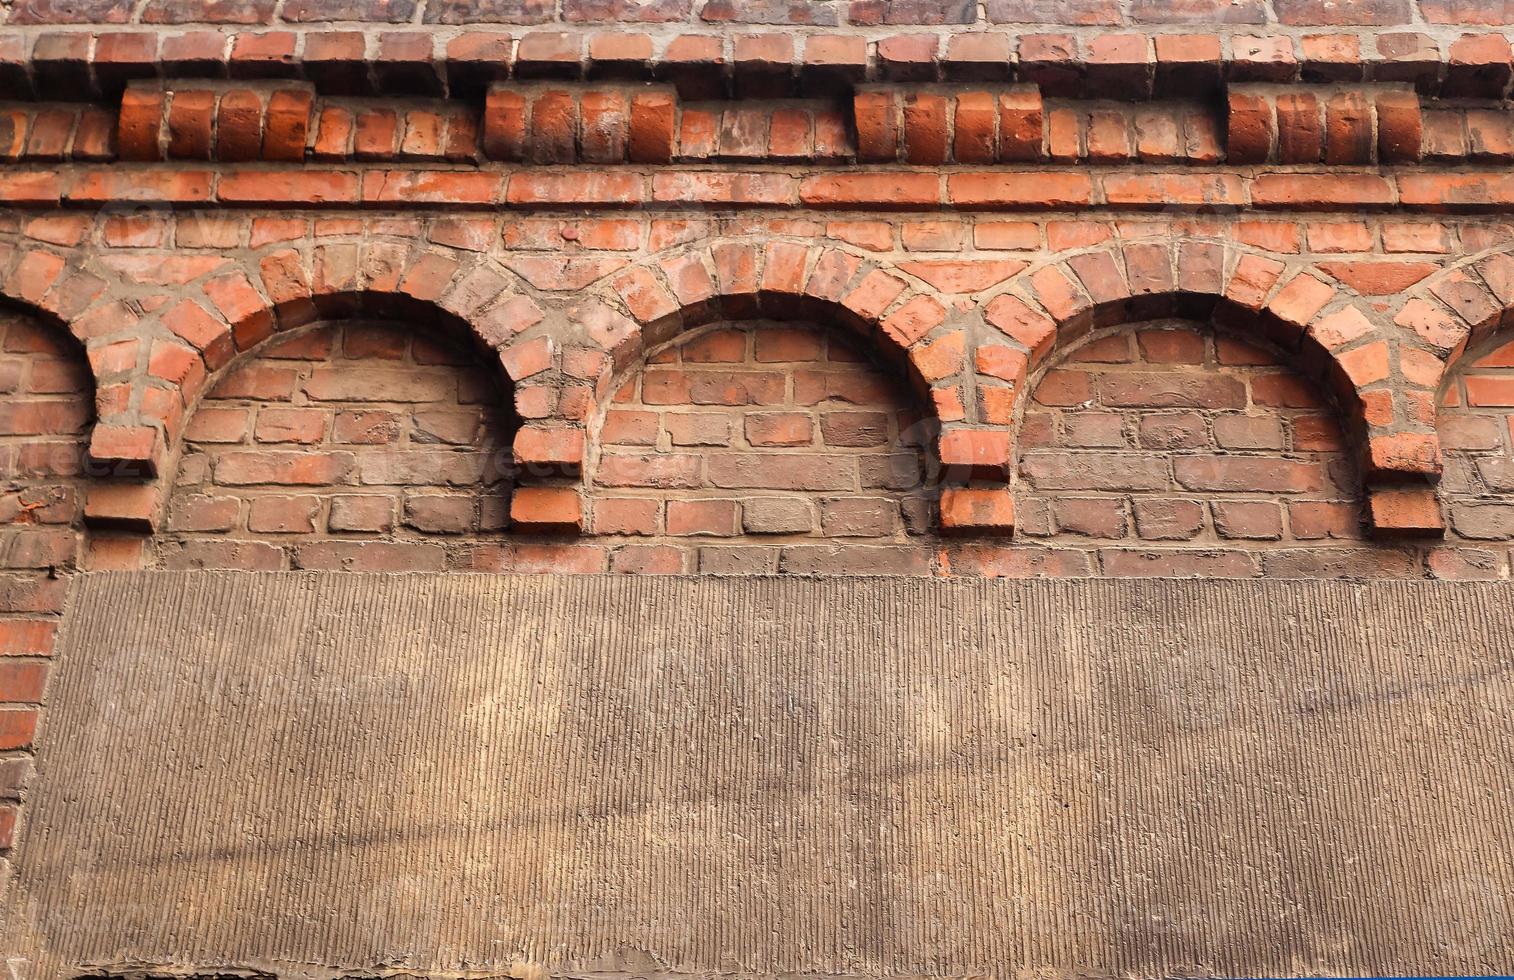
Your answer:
126;301;530;536
1381;244;1514;532
0;234;128;479
0;301;100;545
1393;245;1514;371
538;237;1009;535
1392;244;1514;406
78;239;544;482
574;237;962;415
977;239;1408;485
1387;245;1514;539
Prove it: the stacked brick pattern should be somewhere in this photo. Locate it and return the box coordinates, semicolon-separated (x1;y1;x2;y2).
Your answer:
589;321;934;574
167;320;513;571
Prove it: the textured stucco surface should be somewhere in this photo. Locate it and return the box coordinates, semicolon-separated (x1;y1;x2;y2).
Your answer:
4;572;1513;978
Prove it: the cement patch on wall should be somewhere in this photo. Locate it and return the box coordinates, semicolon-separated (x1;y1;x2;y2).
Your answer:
4;572;1513;978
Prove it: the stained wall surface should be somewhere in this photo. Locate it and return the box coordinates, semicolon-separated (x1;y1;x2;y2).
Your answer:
6;571;1512;979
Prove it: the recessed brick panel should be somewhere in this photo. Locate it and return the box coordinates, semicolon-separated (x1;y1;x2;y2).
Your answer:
1015;319;1382;577
1438;334;1514;548
0;312;91;576
587;321;938;574
161;320;516;571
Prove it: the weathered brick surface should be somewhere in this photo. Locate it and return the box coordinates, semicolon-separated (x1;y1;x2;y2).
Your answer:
0;311;90;824
587;320;934;572
10;0;1514;863
1437;334;1514;559
161;320;515;570
1015;319;1366;575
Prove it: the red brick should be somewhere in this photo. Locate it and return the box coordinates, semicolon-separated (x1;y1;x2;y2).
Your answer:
938;428;1011;482
0;620;54;656
940;488;1014;536
510;486;583;532
1367;485;1444;538
0;707;38;750
667;498;738;535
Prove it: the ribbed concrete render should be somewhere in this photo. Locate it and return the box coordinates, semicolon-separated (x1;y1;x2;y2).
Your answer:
4;572;1512;978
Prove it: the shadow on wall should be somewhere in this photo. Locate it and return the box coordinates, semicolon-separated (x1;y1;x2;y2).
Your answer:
1438;331;1514;544
0;306;94;577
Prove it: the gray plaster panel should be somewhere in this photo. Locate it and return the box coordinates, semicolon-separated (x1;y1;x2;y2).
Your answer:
4;572;1513;977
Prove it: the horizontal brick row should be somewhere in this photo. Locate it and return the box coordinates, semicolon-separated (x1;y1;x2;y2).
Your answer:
8;28;1514;101
6;0;1514;28
138;537;1502;579
36;73;1514;167
854;85;1044;164
1424;107;1514;163
119;81;489;163
0;104;114;162
1227;83;1424;165
15;167;1514;216
483;84;678;163
119;81;315;162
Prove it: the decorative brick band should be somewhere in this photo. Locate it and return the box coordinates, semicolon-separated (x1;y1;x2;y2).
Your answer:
483;83;678;163
0;205;1511;539
1226;83;1423;165
8;27;1514;103
39;72;1514;170
119;80;316;162
854;85;1044;164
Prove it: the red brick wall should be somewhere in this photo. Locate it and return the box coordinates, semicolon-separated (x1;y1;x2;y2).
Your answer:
1015;319;1367;577
1439;333;1514;555
138;310;1514;581
0;310;92;849
587;320;935;574
160;320;515;572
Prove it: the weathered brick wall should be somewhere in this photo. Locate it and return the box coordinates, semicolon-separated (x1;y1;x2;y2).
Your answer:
1017;318;1368;576
0;311;90;855
7;0;1514;880
162;320;514;571
588;320;934;574
1439;333;1514;549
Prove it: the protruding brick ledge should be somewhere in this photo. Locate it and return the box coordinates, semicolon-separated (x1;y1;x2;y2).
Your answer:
41;71;1514;170
1366;485;1446;538
1226;83;1423;165
9;27;1514;103
14;165;1514;216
